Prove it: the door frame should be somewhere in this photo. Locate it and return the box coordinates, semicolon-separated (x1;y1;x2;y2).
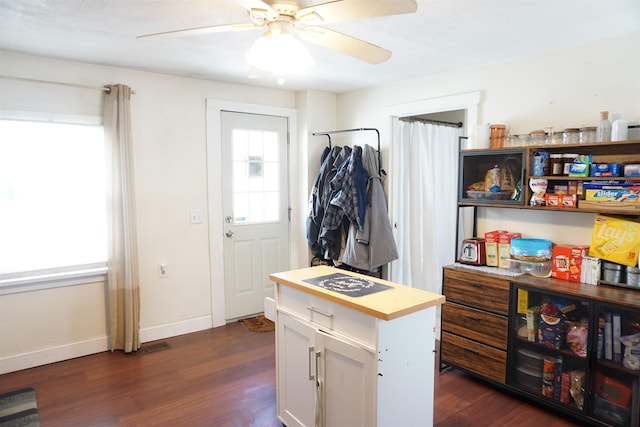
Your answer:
206;100;297;327
384;91;480;286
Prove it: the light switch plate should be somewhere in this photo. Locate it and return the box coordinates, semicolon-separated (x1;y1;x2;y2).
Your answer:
189;209;204;224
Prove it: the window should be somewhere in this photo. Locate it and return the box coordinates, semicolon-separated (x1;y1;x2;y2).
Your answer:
231;128;280;224
0;119;107;282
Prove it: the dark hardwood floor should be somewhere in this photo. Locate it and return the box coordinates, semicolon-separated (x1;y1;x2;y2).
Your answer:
0;322;580;426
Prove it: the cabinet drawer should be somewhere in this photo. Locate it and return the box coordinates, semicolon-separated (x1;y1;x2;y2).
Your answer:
442;302;508;350
443;270;510;315
441;331;506;384
277;284;377;348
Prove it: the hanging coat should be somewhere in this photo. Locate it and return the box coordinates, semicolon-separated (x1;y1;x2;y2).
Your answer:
342;145;398;270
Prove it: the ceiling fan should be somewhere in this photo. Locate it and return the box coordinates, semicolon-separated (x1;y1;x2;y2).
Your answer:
137;0;418;75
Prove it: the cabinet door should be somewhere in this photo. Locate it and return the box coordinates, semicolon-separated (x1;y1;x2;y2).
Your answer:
508;286;591;415
317;330;376;427
277;311;317;427
591;304;640;427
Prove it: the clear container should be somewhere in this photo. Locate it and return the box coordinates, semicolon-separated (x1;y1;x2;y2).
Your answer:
519;134;531;146
579;126;597;144
509;258;552;277
505;134;519;147
551;132;563;145
562;128;580;145
530;130;547;146
596;111;611;142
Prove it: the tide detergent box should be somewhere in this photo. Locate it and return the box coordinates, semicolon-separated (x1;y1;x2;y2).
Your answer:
589;215;640;267
552;245;590;282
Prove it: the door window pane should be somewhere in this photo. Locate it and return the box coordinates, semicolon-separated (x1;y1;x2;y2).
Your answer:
231;128;280;224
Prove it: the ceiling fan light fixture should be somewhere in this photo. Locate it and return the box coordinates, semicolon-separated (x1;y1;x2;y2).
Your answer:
245;26;314;75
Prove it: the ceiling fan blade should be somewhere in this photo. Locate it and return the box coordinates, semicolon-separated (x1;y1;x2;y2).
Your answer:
296;0;417;24
233;0;280;22
248;66;272;79
137;22;261;41
299;26;391;64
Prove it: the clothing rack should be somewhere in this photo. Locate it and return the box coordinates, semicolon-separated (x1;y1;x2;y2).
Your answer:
399;117;463;128
312;127;383;176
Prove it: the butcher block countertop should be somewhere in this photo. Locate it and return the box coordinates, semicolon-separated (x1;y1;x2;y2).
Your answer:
269;266;445;321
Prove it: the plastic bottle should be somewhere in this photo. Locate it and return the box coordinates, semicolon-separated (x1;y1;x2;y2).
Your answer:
596;111;611;142
611;118;628;141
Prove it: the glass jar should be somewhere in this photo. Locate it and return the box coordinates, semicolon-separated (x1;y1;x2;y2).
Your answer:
579;126;596;144
550;154;564;175
504;134;518;147
551;132;563;145
530;130;547;146
562;128;580;145
519;134;531;146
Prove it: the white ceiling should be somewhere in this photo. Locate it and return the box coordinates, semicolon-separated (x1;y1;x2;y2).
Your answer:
1;0;639;93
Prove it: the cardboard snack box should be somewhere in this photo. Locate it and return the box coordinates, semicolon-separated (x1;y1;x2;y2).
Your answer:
589;215;640;267
552;245;590;282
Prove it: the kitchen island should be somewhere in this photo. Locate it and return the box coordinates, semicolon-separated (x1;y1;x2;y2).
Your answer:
270;266;445;427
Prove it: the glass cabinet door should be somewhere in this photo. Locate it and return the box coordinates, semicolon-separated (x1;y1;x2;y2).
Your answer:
591;304;640;427
509;286;591;415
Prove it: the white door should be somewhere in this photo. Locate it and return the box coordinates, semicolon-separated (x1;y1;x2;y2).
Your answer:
276;311;317;427
221;111;289;320
318;330;376;427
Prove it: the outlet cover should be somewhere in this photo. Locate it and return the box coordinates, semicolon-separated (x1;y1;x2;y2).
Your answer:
190;209;204;224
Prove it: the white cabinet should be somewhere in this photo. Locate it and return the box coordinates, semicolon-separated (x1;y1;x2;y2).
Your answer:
274;274;440;427
277;311;376;427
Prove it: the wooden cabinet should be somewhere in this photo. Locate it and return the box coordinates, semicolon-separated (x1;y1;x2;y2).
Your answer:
458;140;640;214
271;266;444;427
441;268;510;384
442;264;640;427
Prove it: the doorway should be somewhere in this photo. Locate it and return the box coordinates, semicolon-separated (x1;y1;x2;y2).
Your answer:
206;101;297;326
385;92;480;290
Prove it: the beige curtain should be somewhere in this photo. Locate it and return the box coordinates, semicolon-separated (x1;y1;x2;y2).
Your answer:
103;84;141;352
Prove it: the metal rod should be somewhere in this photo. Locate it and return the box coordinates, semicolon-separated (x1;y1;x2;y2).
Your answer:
312;128;382;175
399;117;463;128
0;75;134;94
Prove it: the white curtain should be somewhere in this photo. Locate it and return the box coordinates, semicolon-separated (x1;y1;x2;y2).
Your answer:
391;120;461;293
103;84;140;352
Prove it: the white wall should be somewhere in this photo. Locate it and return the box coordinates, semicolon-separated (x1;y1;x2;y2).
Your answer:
2;30;639;373
335;31;640;251
0;52;297;373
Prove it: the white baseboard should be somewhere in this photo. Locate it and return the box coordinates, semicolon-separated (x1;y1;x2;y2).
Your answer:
140;315;213;343
0;315;214;375
0;337;108;375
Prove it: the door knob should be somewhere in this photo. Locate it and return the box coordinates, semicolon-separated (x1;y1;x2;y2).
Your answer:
225;216;233;223
225;230;234;238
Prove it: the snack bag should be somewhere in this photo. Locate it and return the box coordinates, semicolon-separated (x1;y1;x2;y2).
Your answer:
529;178;548;206
484;165;501;193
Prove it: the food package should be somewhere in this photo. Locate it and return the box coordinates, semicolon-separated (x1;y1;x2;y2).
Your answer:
566;320;588;357
620;332;640;370
538;301;564;350
484;165;501;193
551;245;589;282
498;232;521;269
484;230;508;267
529;178;548;206
589;215;640;267
526;306;540;342
510;238;552;261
